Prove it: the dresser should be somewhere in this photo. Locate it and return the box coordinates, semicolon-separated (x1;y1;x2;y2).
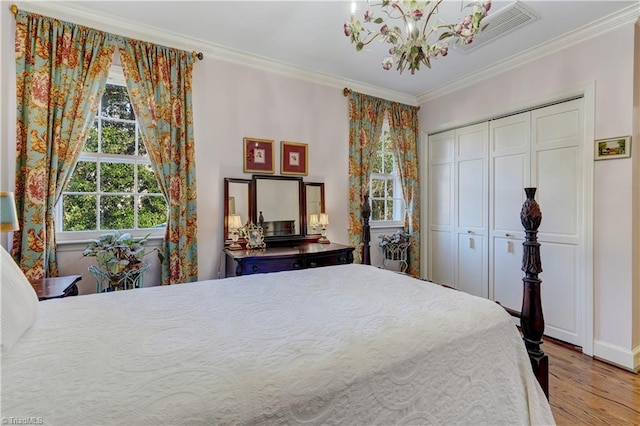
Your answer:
225;242;354;277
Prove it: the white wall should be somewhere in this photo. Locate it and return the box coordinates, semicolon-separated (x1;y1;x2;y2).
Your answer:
419;23;638;369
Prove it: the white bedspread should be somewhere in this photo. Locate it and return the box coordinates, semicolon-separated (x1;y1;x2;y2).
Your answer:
2;264;554;425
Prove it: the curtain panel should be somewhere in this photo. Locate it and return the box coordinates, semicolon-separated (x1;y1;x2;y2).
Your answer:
13;10;115;279
347;92;386;264
118;39;198;285
388;103;420;277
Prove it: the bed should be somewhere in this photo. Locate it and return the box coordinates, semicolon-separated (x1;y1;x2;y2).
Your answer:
1;191;554;425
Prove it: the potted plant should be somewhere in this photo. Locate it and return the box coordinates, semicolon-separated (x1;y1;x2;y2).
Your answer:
378;230;412;272
83;231;161;291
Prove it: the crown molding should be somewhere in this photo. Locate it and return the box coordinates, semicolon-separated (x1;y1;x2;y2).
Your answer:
416;4;640;104
14;0;417;106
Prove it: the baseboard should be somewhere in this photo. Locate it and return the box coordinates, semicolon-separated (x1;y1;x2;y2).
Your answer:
593;340;639;373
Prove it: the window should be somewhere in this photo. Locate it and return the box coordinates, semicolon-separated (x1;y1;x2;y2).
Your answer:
57;67;167;239
370;116;404;225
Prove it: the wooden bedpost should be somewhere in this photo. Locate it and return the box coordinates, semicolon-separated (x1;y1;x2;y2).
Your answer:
520;187;549;399
361;193;371;265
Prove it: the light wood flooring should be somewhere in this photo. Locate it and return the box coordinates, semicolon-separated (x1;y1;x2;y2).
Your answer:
544;338;640;425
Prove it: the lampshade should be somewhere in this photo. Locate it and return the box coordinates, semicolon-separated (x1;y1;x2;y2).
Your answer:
228;214;243;230
0;191;19;232
319;213;329;226
309;214;319;227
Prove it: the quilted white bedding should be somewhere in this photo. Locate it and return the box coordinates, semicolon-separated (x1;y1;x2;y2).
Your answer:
2;264;554;425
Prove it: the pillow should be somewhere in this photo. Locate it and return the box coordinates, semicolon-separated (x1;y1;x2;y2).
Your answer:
1;246;39;354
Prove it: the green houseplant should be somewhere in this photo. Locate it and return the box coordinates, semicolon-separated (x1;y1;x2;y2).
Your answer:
83;231;157;276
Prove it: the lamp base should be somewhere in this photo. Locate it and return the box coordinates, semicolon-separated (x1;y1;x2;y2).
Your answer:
228;242;243;250
317;237;330;244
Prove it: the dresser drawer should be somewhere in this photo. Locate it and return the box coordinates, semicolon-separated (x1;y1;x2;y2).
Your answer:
238;257;304;275
305;252;351;268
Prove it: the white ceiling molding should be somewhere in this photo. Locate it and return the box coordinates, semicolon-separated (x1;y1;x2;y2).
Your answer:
14;0;417;106
416;4;640;104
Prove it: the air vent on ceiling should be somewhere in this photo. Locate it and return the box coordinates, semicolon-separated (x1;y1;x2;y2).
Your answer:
456;1;539;53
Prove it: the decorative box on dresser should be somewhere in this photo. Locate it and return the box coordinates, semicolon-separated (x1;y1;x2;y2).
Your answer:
225;243;354;277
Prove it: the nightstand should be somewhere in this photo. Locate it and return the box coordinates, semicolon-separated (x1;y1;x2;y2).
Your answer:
29;275;81;301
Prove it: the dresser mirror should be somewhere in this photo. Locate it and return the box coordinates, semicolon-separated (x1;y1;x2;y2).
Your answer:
224;178;251;242
304;182;325;235
252;175;304;242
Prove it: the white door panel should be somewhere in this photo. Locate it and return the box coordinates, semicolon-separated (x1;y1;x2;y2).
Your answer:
458;158;486;229
458;234;486;297
492;154;527;232
492;236;523;310
430;163;453;227
429;230;454;286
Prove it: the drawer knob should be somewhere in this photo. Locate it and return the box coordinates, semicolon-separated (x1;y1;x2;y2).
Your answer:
309;261;317;268
252;265;259;273
293;262;301;269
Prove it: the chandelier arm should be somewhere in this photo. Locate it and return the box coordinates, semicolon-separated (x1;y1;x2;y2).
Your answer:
422;0;445;37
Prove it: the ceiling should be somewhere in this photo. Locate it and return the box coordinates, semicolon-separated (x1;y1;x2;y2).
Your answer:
31;1;640;101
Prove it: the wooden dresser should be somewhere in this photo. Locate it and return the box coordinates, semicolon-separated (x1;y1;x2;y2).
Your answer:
225;242;354;277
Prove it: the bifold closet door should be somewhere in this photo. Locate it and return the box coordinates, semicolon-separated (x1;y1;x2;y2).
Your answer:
490;112;531;310
455;123;488;298
426;131;455;286
531;99;584;347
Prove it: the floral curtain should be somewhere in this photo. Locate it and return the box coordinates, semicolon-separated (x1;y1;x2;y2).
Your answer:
118;39;198;285
13;11;115;279
347;92;387;263
389;102;421;277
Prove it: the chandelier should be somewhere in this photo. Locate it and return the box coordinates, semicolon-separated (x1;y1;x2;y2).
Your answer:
344;0;492;74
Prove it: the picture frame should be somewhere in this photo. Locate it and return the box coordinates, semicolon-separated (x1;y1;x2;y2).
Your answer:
243;222;265;249
243;137;274;173
595;136;631;160
281;141;308;175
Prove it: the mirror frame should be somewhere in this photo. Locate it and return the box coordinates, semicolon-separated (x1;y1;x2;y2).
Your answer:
304;182;325;235
223;177;252;245
251;174;305;244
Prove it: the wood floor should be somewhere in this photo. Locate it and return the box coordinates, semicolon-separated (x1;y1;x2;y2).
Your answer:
544;338;640;425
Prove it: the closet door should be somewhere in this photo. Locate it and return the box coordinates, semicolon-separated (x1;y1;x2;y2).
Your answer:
489;112;531;308
455;123;489;297
531;99;584;347
426;131;454;286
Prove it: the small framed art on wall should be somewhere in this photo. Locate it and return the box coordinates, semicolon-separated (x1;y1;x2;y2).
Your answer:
244;137;274;173
595;136;631;160
281;141;308;175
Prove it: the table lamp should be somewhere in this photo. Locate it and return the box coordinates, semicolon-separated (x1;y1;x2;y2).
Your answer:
0;191;19;232
309;213;319;232
228;214;243;250
318;213;330;244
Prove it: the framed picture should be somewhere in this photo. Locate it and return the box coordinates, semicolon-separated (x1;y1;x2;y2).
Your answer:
595;136;631;160
281;141;308;175
244;137;274;173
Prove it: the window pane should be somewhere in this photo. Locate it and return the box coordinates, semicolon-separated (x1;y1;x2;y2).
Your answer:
383;154;394;174
386;178;394;197
67;161;97;192
84;120;98;153
62;195;97;231
372;153;382;174
371;178;385;197
138;131;147;156
101;85;135;121
386;200;394;221
101;195;134;229
383;131;393;151
139;195;167;228
371;199;385;221
100;162;134;193
138;164;160;193
101;120;136;155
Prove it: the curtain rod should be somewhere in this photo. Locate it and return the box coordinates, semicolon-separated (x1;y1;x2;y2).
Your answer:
343;87;420;110
10;4;204;61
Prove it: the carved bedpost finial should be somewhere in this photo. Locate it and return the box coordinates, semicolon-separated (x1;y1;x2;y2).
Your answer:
519;187;548;399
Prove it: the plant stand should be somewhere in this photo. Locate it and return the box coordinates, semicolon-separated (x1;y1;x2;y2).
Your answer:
89;262;150;293
382;242;410;273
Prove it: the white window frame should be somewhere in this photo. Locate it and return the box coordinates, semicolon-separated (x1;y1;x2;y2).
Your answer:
56;65;166;243
369;115;405;229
